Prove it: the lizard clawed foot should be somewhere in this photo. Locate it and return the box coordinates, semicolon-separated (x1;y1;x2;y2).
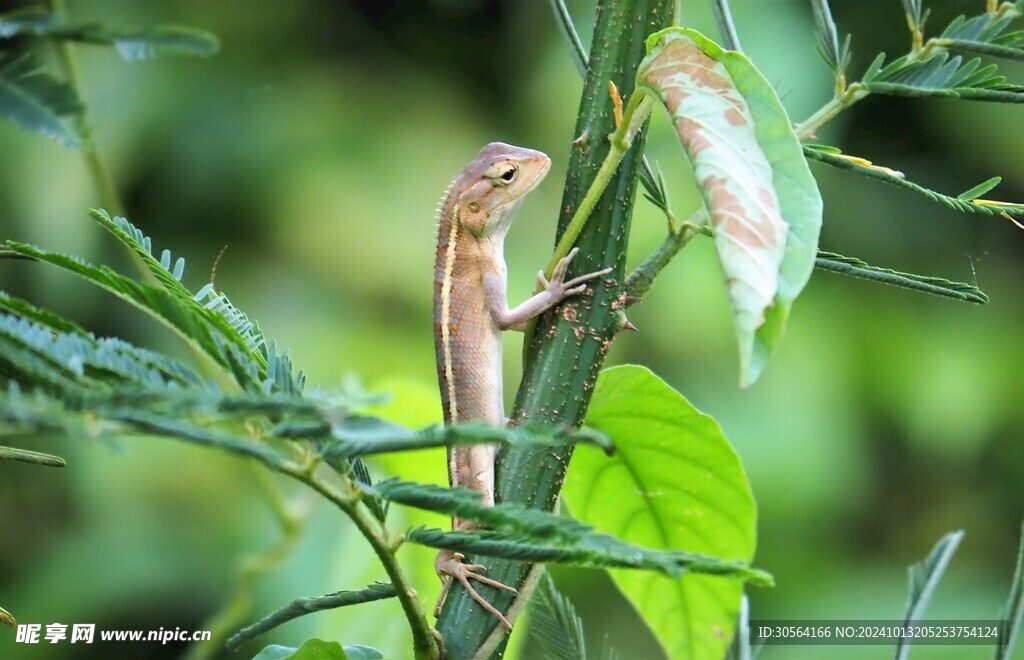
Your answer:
538;248;614;301
434;550;518;632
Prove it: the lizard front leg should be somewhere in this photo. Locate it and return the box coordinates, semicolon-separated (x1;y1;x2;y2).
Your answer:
485;248;612;332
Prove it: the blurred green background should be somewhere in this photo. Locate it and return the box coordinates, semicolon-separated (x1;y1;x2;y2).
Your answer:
1;0;1023;658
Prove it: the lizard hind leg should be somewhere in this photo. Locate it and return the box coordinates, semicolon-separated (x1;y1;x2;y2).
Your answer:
434;549;518;631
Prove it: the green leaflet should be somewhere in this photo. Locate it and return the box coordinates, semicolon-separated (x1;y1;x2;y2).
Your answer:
0;445;66;467
0;8;219;62
565;366;759;660
636;28;823;387
0;51;82;147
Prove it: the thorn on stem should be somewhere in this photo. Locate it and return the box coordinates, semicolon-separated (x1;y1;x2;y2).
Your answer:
623;320;638;332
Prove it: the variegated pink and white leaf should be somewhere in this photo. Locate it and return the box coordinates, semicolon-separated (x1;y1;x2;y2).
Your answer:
637;28;823;386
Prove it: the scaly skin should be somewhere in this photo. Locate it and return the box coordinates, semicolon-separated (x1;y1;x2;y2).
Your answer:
432;142;609;631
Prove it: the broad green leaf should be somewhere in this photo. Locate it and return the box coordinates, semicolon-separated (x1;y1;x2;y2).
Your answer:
636;28;823;386
252;639;363;660
340;646;383;660
251;644;298;660
564;365;759;660
0;51;82;147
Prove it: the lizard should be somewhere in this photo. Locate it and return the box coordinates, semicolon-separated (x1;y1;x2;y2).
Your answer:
432;142;610;631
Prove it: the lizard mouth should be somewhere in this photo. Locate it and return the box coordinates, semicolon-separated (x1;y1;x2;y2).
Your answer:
519;156;552;194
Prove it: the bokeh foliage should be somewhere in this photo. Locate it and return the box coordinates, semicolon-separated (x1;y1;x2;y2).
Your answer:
2;1;1024;658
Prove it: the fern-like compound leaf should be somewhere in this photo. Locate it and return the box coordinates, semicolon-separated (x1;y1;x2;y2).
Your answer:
0;51;82;147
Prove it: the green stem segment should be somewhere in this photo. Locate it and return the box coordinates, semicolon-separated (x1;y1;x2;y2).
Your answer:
291;467;439;660
49;0;126;218
226;583;398;651
184;466;308;660
624;209;708;302
794;84;867;140
543;94;655;278
436;0;674;657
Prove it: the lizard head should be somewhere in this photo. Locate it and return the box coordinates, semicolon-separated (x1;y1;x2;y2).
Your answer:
453;142;551;238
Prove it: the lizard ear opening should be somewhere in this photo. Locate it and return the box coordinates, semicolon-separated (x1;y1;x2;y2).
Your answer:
460;200;490;236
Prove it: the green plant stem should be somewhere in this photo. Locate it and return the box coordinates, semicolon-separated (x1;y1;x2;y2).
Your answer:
183;479;306;660
624;209;707;301
49;0;125;218
184;465;308;660
288;467;439;660
522;92;654;350
546;0;678;233
104;409;434;657
226;583;398;651
47;0;239;393
794;83;867;139
544;94;655;278
436;0;673;656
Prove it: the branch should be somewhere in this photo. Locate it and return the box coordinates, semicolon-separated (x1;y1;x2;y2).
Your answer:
49;0;125;216
226;583;397;652
814;251;988;304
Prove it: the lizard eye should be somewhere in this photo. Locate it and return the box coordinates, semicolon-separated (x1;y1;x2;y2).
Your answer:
500;167;517;182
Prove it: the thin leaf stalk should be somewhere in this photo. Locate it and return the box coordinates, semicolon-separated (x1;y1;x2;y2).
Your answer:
48;0;125;218
112;415;437;659
288;467;440;660
794;83;867;139
624;208;707;301
543;93;655;278
183;465;308;660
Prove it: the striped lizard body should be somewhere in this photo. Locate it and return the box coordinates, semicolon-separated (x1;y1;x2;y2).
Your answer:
431;142;610;631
